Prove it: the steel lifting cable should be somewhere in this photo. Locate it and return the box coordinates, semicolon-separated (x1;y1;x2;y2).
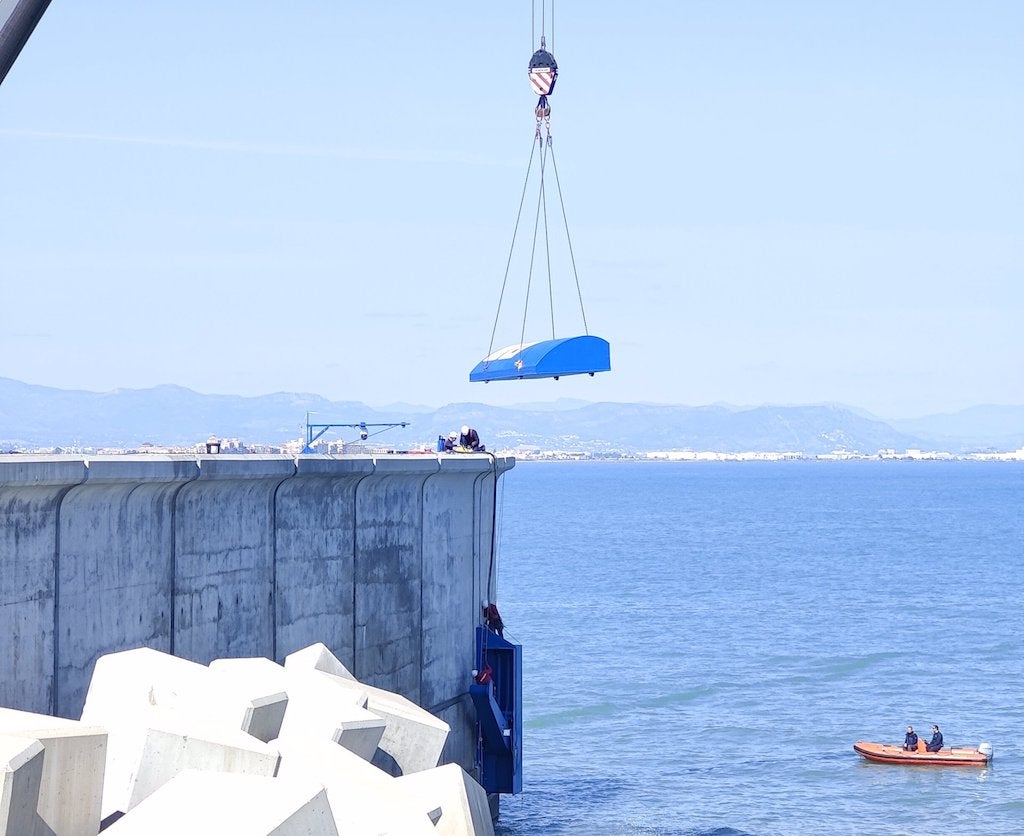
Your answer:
486;134;540;360
547;138;589;334
541;121;556;340
519;124;550;350
520;117;587;346
532;1;553;67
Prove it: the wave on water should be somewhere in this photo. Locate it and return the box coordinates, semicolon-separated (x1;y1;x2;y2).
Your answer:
526;684;722;729
810;650;905;677
494;774;764;836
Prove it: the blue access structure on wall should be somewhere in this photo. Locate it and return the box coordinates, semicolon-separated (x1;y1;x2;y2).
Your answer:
469;626;522;795
470;335;610;383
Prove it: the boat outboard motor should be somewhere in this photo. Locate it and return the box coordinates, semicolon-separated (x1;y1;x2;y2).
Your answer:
978;742;993;760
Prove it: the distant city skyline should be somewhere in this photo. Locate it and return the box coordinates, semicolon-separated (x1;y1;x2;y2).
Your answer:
1;2;1021;420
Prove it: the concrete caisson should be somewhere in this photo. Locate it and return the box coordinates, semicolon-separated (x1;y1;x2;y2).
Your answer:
0;452;513;780
274;458;374;670
173;456;297;666
55;457;199;717
0;458;87;713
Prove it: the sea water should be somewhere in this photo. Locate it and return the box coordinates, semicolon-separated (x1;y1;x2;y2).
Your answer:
490;460;1024;836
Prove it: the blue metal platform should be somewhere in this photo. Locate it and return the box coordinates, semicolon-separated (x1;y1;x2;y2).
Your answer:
469;626;522;795
469;335;611;382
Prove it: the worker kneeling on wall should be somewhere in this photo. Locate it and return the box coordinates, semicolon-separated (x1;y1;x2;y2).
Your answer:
458;425;485;452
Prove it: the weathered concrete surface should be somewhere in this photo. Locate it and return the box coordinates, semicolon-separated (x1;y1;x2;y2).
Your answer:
0;734;44;836
0;707;106;836
354;460;432;701
423;457;499;767
0;458;87;712
274;459;373;666
0;453;513;780
173;457;297;665
103;770;339;836
56;457;198;717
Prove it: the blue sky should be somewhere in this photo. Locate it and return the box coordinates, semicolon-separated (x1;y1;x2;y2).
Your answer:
1;1;1021;418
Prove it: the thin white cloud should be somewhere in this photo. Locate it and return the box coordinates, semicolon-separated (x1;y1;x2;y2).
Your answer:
0;127;511;167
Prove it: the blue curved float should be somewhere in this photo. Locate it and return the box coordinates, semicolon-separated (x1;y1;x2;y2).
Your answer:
469;335;610;382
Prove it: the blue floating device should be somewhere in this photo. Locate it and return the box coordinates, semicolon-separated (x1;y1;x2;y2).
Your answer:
469;335;610;382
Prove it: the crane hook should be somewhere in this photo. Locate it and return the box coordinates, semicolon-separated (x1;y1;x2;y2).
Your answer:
529;35;558;101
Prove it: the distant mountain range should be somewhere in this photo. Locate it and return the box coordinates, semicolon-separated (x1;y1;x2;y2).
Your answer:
1;377;1022;455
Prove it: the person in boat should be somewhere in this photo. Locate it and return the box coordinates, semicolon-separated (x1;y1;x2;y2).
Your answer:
903;726;919;751
482;599;505;637
459;425;485;452
926;724;944;752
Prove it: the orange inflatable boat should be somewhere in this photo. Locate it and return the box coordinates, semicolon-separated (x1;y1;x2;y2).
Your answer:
853;739;992;766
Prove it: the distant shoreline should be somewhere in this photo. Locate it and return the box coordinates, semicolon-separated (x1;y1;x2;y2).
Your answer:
503;450;1024;463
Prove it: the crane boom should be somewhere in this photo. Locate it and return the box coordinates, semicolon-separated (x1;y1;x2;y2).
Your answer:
0;0;52;86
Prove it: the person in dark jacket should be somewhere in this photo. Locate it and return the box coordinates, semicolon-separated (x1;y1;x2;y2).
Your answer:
459;425;485;452
482;598;504;637
903;726;919;751
926;725;943;752
442;431;458;452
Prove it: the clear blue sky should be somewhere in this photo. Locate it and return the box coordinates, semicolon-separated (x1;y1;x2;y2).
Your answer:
1;1;1021;419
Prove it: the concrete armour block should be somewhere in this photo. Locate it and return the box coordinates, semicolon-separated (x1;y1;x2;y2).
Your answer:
0;707;107;836
238;691;289;744
0;735;44;836
212;658;385;760
207;657;293;743
81;648;210;720
316;671;450;776
276;737;436;835
277;672;384;760
95;706;279;819
83;648;288;744
283;642;356;681
396;763;495;836
208;655;289;684
103;770;338;835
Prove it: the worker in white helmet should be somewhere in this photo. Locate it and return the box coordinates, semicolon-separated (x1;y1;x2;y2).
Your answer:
459;425;484;452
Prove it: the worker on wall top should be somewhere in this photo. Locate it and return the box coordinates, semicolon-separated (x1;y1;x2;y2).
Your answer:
442;431;458;452
459;425;485;452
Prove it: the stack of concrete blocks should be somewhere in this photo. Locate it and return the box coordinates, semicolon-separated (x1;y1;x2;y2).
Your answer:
79;648;285;822
0;643;494;834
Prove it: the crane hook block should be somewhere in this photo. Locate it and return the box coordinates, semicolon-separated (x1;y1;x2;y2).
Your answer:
529;48;558;97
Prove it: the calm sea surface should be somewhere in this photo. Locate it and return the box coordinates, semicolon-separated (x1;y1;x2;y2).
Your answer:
490;460;1024;836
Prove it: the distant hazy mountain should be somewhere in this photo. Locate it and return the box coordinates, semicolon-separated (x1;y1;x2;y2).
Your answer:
890;406;1024;452
1;377;1020;454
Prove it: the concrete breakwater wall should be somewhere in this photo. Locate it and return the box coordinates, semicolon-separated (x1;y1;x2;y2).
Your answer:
0;453;513;772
